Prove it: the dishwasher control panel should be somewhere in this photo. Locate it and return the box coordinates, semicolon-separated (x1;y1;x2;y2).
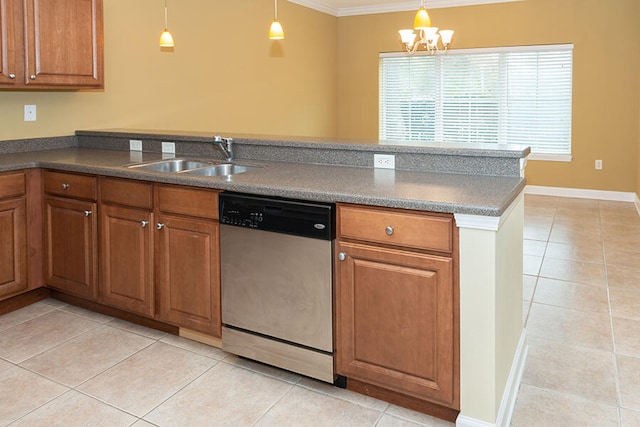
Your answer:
221;209;263;228
219;192;335;240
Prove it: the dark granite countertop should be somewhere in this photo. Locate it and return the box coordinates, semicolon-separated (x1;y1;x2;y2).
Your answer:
0;147;525;216
77;128;531;159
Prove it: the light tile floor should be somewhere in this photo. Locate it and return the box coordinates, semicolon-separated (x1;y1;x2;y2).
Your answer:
0;299;452;427
512;195;640;427
0;194;638;426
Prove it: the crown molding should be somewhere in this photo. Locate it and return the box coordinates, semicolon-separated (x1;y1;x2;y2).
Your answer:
288;0;523;17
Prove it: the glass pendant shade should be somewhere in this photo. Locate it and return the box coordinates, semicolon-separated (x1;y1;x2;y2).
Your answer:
414;7;431;30
269;20;284;39
160;29;174;47
269;0;284;40
398;29;417;45
440;29;455;45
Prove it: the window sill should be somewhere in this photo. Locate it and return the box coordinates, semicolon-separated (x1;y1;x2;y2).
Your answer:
528;154;572;162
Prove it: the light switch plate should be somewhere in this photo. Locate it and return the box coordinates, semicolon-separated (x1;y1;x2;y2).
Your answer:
129;139;142;151
161;141;175;154
24;105;36;122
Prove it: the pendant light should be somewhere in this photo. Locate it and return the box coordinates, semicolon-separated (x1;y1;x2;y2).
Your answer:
159;0;175;47
269;0;284;40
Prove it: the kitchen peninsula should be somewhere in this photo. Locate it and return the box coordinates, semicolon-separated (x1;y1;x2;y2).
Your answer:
0;130;529;427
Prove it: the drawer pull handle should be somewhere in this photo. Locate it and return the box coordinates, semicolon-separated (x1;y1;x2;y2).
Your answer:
8;73;16;79
61;183;70;190
156;223;165;230
83;210;92;217
140;221;149;228
385;226;394;236
338;252;347;261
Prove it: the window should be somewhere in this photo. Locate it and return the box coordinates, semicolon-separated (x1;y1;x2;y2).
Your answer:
379;44;573;160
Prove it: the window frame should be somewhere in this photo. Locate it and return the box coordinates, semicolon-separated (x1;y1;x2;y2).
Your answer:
379;44;574;162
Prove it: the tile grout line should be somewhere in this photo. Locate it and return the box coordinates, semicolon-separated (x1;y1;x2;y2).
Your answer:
600;201;625;427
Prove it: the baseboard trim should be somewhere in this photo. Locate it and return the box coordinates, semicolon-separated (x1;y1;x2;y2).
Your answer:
456;330;528;427
525;185;638;203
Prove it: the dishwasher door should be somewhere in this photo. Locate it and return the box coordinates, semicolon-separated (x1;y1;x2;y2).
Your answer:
220;225;333;353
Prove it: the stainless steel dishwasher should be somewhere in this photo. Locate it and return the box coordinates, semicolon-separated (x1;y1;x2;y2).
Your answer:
219;192;336;383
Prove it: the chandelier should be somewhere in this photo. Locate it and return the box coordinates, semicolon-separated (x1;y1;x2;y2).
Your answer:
398;0;454;55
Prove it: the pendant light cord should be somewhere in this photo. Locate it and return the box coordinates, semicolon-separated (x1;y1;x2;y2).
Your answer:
164;0;169;28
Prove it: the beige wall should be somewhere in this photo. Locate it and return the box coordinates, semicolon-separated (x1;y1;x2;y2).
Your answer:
2;0;639;195
336;0;640;193
0;0;337;140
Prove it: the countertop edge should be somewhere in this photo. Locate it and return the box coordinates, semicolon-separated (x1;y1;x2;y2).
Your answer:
0;149;526;217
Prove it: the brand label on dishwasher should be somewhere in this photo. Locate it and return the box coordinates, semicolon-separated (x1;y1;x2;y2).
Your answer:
314;223;326;230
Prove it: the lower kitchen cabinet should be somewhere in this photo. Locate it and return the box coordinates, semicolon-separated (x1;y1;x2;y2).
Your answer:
44;196;98;299
99;204;154;316
0;197;28;300
98;177;221;337
156;214;220;336
335;203;459;413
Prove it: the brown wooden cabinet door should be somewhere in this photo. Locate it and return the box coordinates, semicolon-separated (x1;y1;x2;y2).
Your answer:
23;0;103;87
44;196;97;299
100;204;154;316
0;0;20;86
156;214;221;337
336;240;457;407
0;198;27;299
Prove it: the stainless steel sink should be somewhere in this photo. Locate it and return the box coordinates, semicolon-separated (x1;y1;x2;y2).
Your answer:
126;158;261;176
182;164;259;176
127;159;212;173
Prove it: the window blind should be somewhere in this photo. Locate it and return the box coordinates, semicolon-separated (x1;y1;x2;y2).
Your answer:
379;44;573;156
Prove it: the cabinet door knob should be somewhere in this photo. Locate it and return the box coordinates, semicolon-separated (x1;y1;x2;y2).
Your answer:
156;223;165;230
338;252;347;261
29;74;36;80
8;73;15;79
140;221;149;228
83;210;92;217
61;183;70;190
385;226;394;235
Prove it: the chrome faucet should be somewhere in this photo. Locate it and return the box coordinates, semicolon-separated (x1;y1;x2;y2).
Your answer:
213;135;233;161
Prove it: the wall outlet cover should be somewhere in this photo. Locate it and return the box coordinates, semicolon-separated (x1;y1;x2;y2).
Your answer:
129;139;142;151
374;154;395;169
161;141;175;154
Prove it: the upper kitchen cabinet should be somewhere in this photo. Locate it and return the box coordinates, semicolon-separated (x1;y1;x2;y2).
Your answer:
0;0;104;89
0;0;18;85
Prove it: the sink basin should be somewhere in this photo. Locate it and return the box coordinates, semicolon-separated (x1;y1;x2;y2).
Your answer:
127;159;212;173
126;158;261;176
182;164;259;176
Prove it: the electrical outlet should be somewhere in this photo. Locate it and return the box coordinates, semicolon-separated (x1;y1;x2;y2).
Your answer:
374;154;395;169
24;105;36;122
595;159;603;170
129;139;142;151
161;141;175;154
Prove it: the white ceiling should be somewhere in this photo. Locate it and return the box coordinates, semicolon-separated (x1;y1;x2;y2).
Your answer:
288;0;522;17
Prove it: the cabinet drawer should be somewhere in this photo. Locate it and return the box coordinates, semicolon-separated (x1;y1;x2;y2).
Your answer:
100;177;153;209
0;171;26;200
156;185;219;220
44;171;97;201
338;204;453;253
